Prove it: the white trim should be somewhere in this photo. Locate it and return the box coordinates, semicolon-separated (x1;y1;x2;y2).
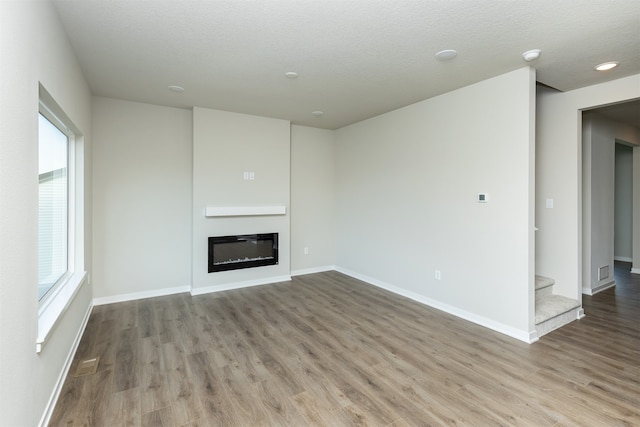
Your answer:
334;266;535;344
614;256;633;262
582;280;616;296
631;268;640;275
205;205;286;217
190;275;291;296
38;302;93;427
37;271;87;353
93;285;190;306
291;265;336;277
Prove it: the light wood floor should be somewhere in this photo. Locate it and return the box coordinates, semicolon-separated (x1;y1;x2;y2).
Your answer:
50;264;639;426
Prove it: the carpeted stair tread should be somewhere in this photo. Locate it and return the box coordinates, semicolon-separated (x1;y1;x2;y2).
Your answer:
535;294;580;324
535;275;555;291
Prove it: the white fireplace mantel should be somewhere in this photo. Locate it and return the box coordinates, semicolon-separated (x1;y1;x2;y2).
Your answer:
204;205;286;217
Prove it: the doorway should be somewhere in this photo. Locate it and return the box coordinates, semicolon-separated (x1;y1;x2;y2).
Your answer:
581;100;640;294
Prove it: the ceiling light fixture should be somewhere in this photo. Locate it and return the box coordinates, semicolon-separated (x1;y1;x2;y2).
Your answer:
522;49;541;62
168;85;185;93
435;49;457;61
311;111;324;117
285;72;299;79
594;61;619;71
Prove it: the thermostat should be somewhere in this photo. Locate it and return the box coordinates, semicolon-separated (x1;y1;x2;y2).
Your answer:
477;193;488;203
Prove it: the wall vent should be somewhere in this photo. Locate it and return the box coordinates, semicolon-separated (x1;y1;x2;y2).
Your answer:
598;265;610;281
74;357;99;377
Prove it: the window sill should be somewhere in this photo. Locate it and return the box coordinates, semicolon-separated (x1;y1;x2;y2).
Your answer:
37;271;87;354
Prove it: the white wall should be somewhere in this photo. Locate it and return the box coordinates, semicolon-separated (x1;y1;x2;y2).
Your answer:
0;1;93;425
634;147;640;274
536;74;640;299
335;68;536;341
92;97;192;301
580;113;639;293
614;143;634;261
291;125;336;274
192;108;291;292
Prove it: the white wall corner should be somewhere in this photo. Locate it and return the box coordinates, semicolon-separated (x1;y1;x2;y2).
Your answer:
291;265;336;277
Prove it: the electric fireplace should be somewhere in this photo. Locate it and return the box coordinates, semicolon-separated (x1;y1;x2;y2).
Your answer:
208;233;278;273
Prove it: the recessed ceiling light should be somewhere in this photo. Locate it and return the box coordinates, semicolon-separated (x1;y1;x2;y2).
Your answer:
522;49;541;62
594;61;619;71
311;111;324;117
435;49;457;61
168;85;184;93
285;72;299;79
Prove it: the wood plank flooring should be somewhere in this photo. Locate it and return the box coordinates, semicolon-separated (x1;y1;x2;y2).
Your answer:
50;264;639;426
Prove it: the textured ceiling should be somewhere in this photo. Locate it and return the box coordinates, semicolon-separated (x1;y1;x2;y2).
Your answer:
52;0;640;129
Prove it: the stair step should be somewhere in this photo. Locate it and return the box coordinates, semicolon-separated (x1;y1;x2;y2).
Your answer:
535;275;555;298
535;294;582;337
535;275;555;291
536;294;579;323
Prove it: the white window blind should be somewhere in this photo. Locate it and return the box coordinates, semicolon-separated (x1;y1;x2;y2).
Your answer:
38;113;69;300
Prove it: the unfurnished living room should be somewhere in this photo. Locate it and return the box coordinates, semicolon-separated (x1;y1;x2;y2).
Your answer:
1;1;639;426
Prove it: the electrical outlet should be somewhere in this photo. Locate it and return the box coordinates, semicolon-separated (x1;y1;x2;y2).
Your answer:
435;270;441;280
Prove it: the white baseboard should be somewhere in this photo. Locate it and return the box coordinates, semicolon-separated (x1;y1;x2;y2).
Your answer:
39;302;93;427
334;266;535;344
93;285;190;306
291;265;335;277
631;268;640;275
614;256;633;262
582;280;615;296
190;275;291;296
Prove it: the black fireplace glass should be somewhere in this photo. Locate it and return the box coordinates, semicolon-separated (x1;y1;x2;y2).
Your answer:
208;233;278;273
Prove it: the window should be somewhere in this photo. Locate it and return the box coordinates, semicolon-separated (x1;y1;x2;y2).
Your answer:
37;85;86;353
38;113;69;300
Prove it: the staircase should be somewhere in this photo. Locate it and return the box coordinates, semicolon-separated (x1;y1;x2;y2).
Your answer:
535;275;583;337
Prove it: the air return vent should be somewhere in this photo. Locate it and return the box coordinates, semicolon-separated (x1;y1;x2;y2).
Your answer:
598;265;610;281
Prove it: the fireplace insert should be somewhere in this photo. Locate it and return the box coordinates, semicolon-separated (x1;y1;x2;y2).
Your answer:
208;233;278;273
